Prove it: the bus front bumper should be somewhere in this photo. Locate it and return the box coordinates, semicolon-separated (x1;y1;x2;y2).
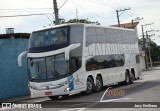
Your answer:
30;85;72;98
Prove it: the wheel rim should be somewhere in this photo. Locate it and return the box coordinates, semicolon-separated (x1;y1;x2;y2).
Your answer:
131;73;134;81
96;78;101;88
87;81;93;90
126;74;129;83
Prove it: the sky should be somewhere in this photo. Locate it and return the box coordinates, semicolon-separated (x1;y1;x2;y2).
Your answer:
0;0;160;45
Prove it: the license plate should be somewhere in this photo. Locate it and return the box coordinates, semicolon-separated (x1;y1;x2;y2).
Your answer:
45;92;52;96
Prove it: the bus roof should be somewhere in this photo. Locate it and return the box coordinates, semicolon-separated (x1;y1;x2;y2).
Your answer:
33;23;135;32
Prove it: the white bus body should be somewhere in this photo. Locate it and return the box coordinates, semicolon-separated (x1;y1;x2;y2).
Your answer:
18;23;141;98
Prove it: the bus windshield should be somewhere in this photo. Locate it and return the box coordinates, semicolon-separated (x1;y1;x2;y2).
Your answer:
28;53;69;81
29;27;69;49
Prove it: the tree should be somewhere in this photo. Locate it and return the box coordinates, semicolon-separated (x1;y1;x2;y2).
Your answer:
58;18;100;25
140;38;160;66
149;41;160;65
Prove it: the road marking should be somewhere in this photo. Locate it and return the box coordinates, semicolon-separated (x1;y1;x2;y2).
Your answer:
100;87;112;101
61;87;132;111
99;97;131;102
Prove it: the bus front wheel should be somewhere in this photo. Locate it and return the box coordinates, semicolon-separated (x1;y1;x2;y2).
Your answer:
85;77;94;94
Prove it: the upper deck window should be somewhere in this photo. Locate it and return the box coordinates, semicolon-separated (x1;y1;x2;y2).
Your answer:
29;26;69;52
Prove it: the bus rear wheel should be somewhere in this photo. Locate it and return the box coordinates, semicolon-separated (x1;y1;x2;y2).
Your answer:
119;71;133;85
85;77;94;94
129;71;134;84
95;76;103;92
124;71;130;85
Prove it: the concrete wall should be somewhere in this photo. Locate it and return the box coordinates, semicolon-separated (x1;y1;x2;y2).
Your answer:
0;38;30;100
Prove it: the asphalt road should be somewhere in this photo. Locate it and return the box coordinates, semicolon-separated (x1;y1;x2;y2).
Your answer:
1;67;160;111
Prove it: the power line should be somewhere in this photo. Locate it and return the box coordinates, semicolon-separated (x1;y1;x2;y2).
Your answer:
70;0;116;23
98;0;125;8
107;0;126;7
0;13;47;18
98;0;142;23
61;8;76;16
98;0;136;18
0;13;55;18
53;0;69;25
88;0;115;8
125;11;136;18
116;7;131;27
88;0;138;24
0;8;53;10
0;13;54;24
0;8;54;14
58;0;69;10
59;14;70;20
94;0;142;26
131;8;155;28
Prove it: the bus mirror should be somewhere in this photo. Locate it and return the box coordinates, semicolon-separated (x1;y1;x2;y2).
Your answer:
65;43;81;60
18;51;28;66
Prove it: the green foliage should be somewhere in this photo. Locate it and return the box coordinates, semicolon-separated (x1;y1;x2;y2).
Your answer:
59;18;100;25
149;41;160;63
140;38;160;65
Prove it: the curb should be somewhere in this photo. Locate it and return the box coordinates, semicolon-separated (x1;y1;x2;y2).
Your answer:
1;96;30;102
142;67;160;72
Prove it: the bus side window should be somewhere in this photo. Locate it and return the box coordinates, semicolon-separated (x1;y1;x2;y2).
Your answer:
71;58;77;73
70;57;81;73
86;59;98;71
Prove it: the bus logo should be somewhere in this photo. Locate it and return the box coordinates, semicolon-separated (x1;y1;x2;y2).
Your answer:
2;103;12;108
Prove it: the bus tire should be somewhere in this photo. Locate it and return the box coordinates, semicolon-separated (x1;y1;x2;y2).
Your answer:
95;76;103;92
124;71;130;85
129;71;134;84
85;77;94;94
48;96;59;100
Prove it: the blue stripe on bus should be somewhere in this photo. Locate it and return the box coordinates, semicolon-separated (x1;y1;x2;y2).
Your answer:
68;75;74;91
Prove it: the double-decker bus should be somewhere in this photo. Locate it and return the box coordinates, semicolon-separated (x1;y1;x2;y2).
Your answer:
18;23;141;99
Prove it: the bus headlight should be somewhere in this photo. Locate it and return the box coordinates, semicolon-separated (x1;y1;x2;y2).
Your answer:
64;87;70;92
30;92;34;95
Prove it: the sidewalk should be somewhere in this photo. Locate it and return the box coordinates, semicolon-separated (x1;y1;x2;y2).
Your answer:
142;66;160;71
1;96;30;102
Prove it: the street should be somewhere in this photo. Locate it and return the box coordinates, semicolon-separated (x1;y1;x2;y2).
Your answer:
1;67;160;111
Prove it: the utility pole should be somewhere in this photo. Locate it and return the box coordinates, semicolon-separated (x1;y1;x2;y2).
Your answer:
141;23;154;69
76;9;79;21
53;0;59;25
146;31;151;68
131;17;143;28
116;7;130;27
142;25;148;69
146;31;155;68
116;10;120;27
